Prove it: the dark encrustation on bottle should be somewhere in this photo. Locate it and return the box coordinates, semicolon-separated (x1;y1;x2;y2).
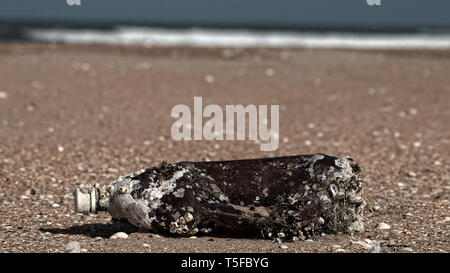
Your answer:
73;154;365;240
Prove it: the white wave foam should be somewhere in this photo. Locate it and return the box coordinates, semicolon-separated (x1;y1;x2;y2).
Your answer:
26;27;450;49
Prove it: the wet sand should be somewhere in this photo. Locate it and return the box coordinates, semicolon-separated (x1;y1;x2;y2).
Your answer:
0;43;448;253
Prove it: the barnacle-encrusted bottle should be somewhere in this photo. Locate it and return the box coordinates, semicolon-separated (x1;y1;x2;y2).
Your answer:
73;154;365;239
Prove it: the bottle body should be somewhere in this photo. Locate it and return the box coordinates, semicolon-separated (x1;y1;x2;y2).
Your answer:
74;154;365;239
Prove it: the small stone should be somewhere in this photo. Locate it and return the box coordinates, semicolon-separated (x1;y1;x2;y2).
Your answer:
398;111;407;118
409;108;418;115
304;239;314;244
80;248;88;252
371;205;381;211
143;243;150;247
204;74;215;83
0;91;8;99
110;232;128;239
265;68;275;77
352;240;371;249
334;248;346;253
376;222;391;230
107;168;119;173
66;241;81;253
51;203;60;208
25;188;37;196
436;217;450;225
273;238;283;244
279;244;288;249
189;236;197;239
57;145;64;152
93;237;103;240
184;212;194;222
400;247;414;253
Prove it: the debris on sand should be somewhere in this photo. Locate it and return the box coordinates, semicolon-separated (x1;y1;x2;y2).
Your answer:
376;222;391;230
66;241;81;253
73;154;365;240
109;232;129;239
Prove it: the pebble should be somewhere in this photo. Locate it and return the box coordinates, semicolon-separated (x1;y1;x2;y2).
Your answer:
436;217;450;225
334;248;346;253
371;205;381;211
0;91;8;99
204;74;215;83
109;232;129;239
93;237;103;240
376;222;391;230
409;108;418;115
25;188;37;196
265;68;275;77
400;247;414;253
352;240;371;249
189;236;197;239
304;239;314;244
273;238;282;244
107;168;119;173
51;203;60;208
279;244;289;249
66;241;81;253
143;243;150;247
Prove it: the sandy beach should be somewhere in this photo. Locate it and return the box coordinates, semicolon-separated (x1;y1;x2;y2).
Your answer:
0;43;448;252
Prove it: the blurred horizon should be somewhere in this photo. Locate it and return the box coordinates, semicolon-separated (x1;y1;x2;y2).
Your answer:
2;0;450;49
